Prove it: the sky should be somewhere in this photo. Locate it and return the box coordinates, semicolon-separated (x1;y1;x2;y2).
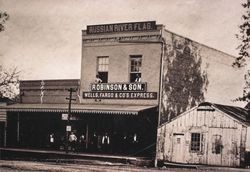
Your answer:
0;0;245;80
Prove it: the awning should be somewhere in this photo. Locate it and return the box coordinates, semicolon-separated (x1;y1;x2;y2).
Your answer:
3;103;157;115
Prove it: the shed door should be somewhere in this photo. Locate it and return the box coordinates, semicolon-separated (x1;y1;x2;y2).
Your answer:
172;134;184;163
207;128;223;165
208;128;239;167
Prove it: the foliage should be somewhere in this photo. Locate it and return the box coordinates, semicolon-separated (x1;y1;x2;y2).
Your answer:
234;0;250;102
160;38;209;123
234;1;250;67
234;70;250;102
0;11;9;32
0;12;17;99
0;66;20;99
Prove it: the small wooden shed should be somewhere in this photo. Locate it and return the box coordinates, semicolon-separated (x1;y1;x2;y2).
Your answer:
156;102;250;167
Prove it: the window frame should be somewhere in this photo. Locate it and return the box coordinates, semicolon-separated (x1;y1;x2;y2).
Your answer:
97;56;109;83
129;55;142;83
190;133;202;152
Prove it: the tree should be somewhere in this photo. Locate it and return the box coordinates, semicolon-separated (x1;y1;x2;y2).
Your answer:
243;70;250;102
0;12;16;99
235;70;250;102
234;0;250;67
0;66;20;99
161;38;209;123
234;0;250;102
0;11;9;32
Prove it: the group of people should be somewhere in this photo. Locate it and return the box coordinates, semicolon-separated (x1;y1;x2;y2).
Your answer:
88;132;140;154
48;132;85;152
70;132;112;152
48;131;140;154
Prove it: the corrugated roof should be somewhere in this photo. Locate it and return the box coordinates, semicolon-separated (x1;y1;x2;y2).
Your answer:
245;102;250;110
199;102;250;125
1;103;157;115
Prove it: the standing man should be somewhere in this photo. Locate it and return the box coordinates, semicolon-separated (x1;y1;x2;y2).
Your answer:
79;133;85;152
49;133;55;150
69;132;77;152
101;132;110;153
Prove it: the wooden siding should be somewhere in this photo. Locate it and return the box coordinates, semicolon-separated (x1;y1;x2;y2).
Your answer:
20;80;80;104
246;127;250;152
0;103;7;122
157;106;249;167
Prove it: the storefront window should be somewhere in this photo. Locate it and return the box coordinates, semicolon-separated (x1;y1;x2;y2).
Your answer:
130;55;142;82
97;56;109;83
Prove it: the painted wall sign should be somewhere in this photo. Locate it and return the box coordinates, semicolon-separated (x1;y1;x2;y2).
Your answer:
90;83;147;92
82;92;157;99
40;80;45;104
87;21;156;34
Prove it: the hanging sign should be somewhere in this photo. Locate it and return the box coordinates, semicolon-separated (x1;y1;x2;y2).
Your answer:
62;113;68;120
66;125;71;132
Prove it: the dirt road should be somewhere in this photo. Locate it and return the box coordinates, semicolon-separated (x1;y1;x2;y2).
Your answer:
0;160;249;172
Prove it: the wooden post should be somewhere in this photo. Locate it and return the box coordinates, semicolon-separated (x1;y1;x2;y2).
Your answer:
17;112;20;143
85;124;88;150
65;88;76;153
4;121;7;147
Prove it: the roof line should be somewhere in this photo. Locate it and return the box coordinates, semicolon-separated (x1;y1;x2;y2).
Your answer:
158;105;198;128
163;28;236;59
21;79;80;82
210;104;249;126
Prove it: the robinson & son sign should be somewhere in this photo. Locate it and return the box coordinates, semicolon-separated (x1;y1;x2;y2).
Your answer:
91;83;146;92
87;21;157;34
82;82;157;99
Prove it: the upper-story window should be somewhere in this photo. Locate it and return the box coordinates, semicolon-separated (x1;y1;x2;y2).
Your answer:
97;56;109;83
130;55;142;82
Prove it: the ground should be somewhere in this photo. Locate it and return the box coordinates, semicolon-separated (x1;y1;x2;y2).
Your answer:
0;160;249;172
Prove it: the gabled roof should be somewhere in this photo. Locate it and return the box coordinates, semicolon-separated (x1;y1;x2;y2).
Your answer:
199;102;250;125
245;102;250;110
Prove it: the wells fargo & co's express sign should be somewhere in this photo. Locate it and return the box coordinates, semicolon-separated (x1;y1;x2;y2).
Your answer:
83;82;157;100
82;92;157;99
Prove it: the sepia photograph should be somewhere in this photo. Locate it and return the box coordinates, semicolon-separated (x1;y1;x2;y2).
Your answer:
0;0;249;171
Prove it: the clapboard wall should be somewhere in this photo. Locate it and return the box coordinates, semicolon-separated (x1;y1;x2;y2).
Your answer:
20;79;80;104
157;104;249;167
0;102;7;122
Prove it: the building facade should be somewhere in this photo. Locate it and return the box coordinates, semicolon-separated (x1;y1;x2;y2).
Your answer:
5;79;80;149
0;21;247;161
156;102;250;167
0;98;9;147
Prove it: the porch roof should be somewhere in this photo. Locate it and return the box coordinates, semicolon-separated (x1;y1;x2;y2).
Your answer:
3;103;157;115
